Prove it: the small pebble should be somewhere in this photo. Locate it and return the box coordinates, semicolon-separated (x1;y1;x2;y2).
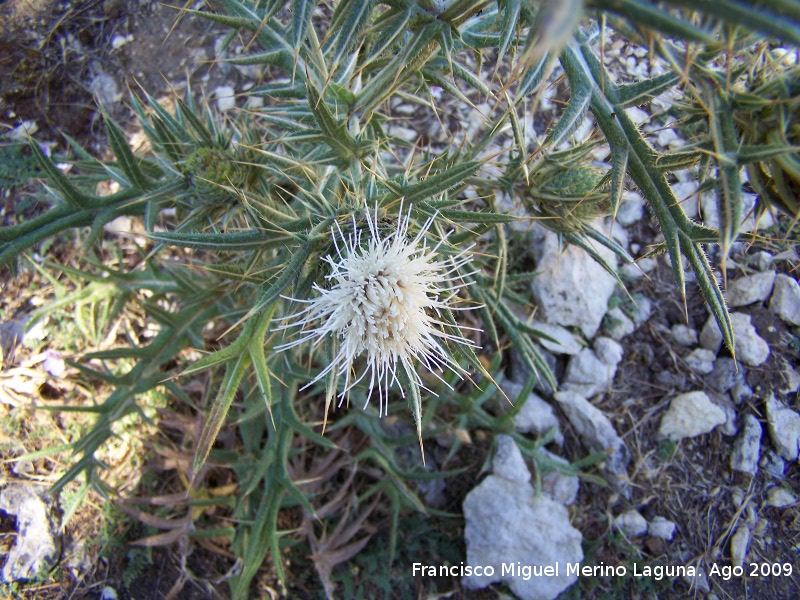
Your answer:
699;316;724;354
214;86;236;112
111;34;134;50
730;526;750;567
761;451;786;479
731;414;762;475
648;516;676;540
766;487;796;508
707;357;741;393
684;348;715;374
615;509;648;538
726;271;776;307
670;324;698;346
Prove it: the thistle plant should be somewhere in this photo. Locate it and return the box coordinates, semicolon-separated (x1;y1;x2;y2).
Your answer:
2;0;799;596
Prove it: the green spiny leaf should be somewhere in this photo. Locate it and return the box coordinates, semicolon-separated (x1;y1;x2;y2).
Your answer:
616;72;680;108
591;0;716;43
707;86;742;263
654;150;703;172
290;0;316;49
306;81;362;160
222;50;287;66
354;21;442;115
194;350;252;474
326;0;375;67
147;229;290;251
30;141;92;208
516;52;550;98
498;0;522;62
541;84;592;151
384;160;480;204
104;114;150;190
608;145;628;218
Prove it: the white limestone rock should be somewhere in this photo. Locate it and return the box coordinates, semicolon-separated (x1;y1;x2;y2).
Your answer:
463;439;583;600
730;526;750;568
499;382;563;445
726;271;776;307
625;106;649;125
761;450;786;479
621;257;658;280
731;414;762;475
605;307;635;341
563;349;612;398
539;449;580;506
671;324;698;347
684;348;715;375
718;397;739;437
628;295;653;327
672;180;700;219
699;315;724;354
554;391;630;478
0;484;61;583
769;274;800;326
657;128;679;147
245;95;264;110
493;434;531;483
89;72;122;106
614;510;648;538
707;357;742;394
595;336;624;366
658;391;726;441
530;227;618;338
701;191;775;233
530;321;582;355
41;349;65;378
766;487;796;508
563;338;623;398
616;191;645;226
496;192;534;233
608;219;629;251
683;565;711;594
731;378;754;405
730;312;770;367
765;395;800;461
387;124;418;143
111;33;133;49
781;363;800;395
752;251;774;271
648;517;676;541
214;85;236;112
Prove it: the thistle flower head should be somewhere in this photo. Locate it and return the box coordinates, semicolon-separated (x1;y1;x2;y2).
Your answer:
275;202;479;421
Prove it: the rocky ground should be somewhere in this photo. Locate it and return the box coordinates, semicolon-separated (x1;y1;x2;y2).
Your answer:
1;2;799;599
449;35;800;600
460;199;800;600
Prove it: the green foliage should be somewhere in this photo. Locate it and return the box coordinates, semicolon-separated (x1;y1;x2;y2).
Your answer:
123;548;153;589
657;439;678;461
2;0;799;598
0;143;42;190
330;513;463;599
526;147;611;233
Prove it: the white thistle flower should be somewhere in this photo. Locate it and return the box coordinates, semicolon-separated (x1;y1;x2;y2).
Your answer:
275;202;480;420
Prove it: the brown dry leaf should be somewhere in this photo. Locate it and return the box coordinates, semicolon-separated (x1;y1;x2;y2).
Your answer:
303;494;381;600
117;501;192;531
130;527;188;548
